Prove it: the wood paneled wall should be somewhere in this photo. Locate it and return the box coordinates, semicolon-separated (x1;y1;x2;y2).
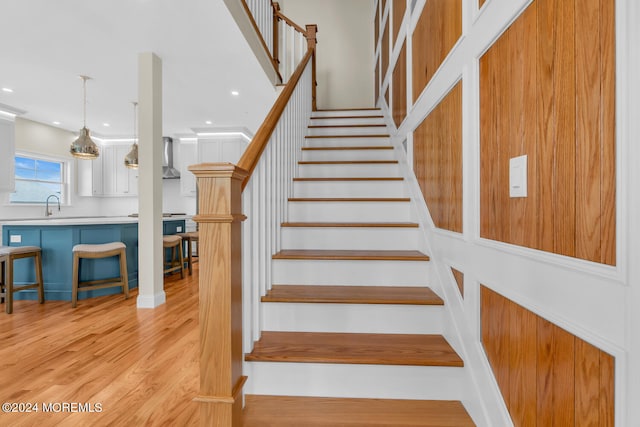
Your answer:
479;0;616;265
451;267;464;298
481;286;615;426
411;0;462;102
392;0;406;47
382;15;389;83
392;42;407;128
413;82;462;232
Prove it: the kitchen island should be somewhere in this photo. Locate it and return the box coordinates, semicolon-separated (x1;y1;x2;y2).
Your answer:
1;215;188;301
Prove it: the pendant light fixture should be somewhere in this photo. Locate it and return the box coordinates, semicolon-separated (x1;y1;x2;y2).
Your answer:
69;75;99;159
124;101;139;169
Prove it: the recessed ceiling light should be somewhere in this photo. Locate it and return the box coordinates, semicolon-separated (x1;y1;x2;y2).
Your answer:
103;123;110;127
53;121;61;125
205;120;212;125
231;91;239;96
2;88;13;93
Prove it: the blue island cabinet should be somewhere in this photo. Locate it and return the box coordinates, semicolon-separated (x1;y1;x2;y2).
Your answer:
1;219;185;301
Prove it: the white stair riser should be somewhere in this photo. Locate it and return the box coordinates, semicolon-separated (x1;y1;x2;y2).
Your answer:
281;227;421;250
262;303;444;334
272;259;430;286
287;201;412;222
312;110;382;118
244;362;465;400
297;163;401;178
305;136;391;147
307;127;388;136
309;117;385;126
302;149;395;162
293;181;406;198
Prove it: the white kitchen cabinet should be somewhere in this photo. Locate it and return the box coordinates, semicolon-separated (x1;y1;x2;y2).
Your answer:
179;142;197;197
0;117;16;192
77;144;137;197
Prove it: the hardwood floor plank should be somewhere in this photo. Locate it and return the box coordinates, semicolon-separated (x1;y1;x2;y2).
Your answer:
262;285;443;305
245;332;463;367
243;395;475;426
0;268;199;426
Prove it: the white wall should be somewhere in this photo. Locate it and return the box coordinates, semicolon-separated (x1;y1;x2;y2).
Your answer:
280;0;375;109
377;0;640;425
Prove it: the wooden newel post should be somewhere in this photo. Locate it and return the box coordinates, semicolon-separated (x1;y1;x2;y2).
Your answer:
305;24;318;111
189;163;248;427
273;2;280;64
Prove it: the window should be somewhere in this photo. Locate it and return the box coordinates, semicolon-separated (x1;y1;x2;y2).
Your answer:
10;155;66;204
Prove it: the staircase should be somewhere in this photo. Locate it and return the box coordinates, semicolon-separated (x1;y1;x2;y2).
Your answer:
242;109;476;426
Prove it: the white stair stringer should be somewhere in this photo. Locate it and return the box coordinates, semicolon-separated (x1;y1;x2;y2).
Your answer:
244;362;466;401
281;226;422;250
272;258;431;286
263;302;444;334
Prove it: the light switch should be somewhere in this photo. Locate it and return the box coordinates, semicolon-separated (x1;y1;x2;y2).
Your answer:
10;235;21;243
176;226;183;232
509;155;528;198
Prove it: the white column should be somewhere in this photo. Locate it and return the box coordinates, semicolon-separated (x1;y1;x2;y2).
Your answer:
137;52;165;308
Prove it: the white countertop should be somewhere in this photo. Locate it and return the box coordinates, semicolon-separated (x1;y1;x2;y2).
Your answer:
0;215;192;226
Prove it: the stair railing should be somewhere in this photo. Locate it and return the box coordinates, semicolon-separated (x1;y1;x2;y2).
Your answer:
190;26;317;427
239;0;313;85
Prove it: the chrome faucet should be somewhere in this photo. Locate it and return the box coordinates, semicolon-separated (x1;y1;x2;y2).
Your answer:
45;194;60;217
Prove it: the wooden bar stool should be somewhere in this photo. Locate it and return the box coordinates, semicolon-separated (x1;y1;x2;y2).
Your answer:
72;242;129;308
163;235;185;278
176;231;199;275
0;246;44;314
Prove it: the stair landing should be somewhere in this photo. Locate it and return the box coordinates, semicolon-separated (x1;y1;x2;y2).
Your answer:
243;395;475;426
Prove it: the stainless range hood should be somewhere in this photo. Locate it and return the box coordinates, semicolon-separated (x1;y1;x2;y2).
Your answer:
162;137;180;179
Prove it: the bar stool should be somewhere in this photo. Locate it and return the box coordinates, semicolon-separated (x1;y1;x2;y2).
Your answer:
163;235;185;278
0;246;44;314
72;242;129;308
176;231;199;275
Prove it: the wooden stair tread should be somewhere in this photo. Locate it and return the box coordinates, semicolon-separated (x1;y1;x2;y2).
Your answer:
305;134;390;139
288;197;411;202
308;124;387;128
293;177;403;181
243;395;475;426
245;332;463;367
310;115;385;119
302;145;393;150
299;160;398;164
263;285;443;305
272;250;430;261
281;222;419;228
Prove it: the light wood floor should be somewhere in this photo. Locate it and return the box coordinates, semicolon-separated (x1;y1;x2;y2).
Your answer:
0;267;199;426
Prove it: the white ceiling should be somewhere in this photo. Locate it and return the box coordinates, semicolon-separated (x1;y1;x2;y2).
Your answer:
0;0;277;138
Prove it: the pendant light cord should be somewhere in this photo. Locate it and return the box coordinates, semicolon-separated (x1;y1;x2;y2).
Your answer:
80;75;90;129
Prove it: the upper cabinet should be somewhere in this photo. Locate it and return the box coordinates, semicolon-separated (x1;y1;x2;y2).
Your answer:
0;117;16;192
178;131;252;197
77;144;138;197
